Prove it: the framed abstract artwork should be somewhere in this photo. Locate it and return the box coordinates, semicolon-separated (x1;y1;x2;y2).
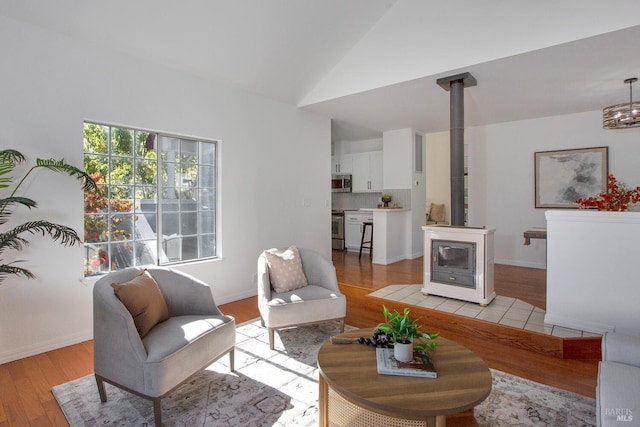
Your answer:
534;146;608;208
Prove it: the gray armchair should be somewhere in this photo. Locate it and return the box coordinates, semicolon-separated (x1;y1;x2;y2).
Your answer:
596;332;640;426
93;266;235;427
258;247;346;350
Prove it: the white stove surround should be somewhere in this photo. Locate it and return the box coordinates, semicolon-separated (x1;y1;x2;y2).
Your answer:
421;225;496;306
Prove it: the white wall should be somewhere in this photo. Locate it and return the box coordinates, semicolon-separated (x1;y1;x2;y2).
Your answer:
425;131;451;224
382;128;426;258
382;128;412;189
546;211;640;336
463;110;640;268
0;16;331;363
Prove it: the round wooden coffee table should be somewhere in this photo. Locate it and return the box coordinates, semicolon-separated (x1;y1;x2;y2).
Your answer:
317;328;492;427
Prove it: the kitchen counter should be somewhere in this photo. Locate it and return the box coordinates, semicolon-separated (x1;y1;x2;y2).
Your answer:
359;207;410;212
359;208;412;265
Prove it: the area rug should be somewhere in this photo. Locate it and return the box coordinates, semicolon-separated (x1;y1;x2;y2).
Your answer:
52;319;596;426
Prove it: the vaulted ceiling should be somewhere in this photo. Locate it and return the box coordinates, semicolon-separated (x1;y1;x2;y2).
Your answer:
2;0;640;140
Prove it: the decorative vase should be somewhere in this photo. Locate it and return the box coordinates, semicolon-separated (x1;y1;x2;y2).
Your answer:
394;341;413;362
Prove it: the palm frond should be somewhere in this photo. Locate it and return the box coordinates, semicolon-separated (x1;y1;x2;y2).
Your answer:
35;158;98;192
0;197;37;225
0;149;26;164
0;263;35;283
8;220;82;247
0;196;37;210
0;232;30;254
0;149;24;189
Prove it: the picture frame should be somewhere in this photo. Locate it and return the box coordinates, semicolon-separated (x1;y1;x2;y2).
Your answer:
534;146;608;208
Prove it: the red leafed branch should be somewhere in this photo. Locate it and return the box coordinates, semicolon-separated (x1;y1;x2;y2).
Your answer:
575;174;640;211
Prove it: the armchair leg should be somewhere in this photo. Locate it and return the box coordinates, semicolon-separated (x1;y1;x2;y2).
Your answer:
95;374;107;402
269;328;275;350
153;398;163;427
229;348;235;372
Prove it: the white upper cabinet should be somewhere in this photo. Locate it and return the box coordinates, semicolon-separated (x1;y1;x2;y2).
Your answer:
352;151;382;192
331;154;352;174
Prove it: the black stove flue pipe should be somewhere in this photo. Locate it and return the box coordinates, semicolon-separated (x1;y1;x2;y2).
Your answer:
436;72;477;226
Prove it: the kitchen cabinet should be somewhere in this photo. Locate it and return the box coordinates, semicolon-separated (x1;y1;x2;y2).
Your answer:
345;211;373;251
331;154;352;174
352;151;382;192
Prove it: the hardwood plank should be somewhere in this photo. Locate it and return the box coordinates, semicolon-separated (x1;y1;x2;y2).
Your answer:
219;296;259;324
338;283;371;328
46;345;92;383
0;365;14;424
13;376;46;422
563;337;602;359
32;353;66;388
1;400;30;427
24;415;52;427
494;264;547;310
21;357;53;405
42;399;67;427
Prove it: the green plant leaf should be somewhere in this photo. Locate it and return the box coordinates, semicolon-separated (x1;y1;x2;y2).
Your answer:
0;149;92;283
0;197;38;225
0;149;25;189
35;158;98;192
7;220;82;247
0;233;30;254
0;262;35;283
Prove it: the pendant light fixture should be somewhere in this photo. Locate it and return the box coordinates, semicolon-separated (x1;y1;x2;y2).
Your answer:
603;77;640;129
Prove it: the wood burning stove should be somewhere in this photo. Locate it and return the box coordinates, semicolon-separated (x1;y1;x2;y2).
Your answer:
422;225;496;306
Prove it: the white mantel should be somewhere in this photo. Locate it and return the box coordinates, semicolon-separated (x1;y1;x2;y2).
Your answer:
545;210;640;336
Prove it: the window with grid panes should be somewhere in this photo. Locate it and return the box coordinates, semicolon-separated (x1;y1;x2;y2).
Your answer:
83;122;217;276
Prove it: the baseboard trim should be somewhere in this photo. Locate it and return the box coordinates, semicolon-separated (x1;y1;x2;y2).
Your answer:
544;313;614;336
495;258;546;270
217;289;257;306
0;330;92;365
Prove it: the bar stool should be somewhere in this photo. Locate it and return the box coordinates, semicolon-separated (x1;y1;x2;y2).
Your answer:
359;221;373;260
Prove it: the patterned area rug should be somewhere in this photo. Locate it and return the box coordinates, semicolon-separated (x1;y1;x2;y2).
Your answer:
52;319;596;426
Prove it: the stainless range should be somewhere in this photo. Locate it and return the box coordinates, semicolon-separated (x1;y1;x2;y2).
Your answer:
331;210;345;250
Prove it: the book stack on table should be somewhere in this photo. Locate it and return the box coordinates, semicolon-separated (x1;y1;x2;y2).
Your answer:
376;348;437;378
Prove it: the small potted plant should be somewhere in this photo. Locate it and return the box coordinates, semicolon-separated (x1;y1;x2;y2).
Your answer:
381;194;392;207
377;305;438;362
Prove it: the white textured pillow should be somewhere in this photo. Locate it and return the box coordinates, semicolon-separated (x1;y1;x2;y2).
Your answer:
264;246;308;293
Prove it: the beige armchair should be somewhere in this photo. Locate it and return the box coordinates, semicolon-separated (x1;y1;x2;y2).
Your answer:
93;266;235;427
258;247;346;350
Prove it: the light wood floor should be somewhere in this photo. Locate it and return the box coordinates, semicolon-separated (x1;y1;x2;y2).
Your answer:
0;253;596;427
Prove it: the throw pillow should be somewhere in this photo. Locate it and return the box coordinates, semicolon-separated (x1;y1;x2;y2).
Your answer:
264;246;308;293
429;203;446;223
111;270;169;338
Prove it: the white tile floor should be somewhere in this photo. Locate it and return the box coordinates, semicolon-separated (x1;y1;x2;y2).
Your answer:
369;284;601;338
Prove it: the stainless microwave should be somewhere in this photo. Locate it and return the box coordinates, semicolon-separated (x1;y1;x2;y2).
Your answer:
331;174;352;193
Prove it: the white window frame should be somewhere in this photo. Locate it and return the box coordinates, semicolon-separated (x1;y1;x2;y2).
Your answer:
83;122;218;276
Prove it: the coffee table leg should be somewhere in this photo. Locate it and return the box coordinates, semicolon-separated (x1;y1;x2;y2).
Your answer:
318;374;328;427
426;415;446;427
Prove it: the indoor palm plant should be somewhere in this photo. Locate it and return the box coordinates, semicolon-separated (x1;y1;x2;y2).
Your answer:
0;149;96;282
377;305;438;362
